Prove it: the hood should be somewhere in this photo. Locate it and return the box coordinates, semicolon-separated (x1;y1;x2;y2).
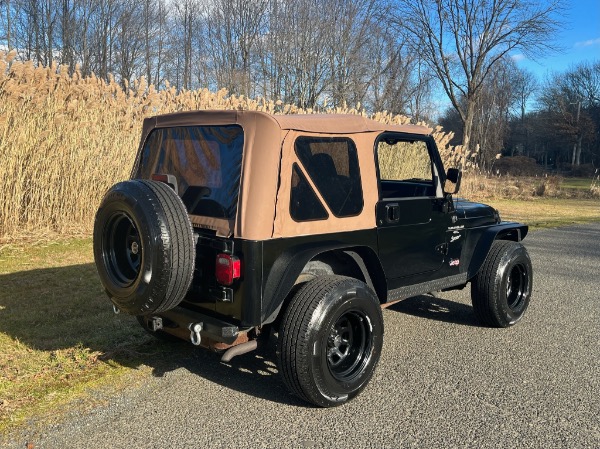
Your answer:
454;198;499;227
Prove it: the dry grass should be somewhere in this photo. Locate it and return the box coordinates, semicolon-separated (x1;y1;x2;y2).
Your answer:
1;50;595;241
0;51;474;242
460;173;600;201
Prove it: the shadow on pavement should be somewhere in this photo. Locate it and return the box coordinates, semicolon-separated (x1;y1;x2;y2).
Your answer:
146;333;305;407
386;293;478;327
0;263;481;408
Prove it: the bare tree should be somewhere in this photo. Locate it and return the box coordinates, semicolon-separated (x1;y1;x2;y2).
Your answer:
513;69;538;123
538;61;600;166
253;0;332;107
509;67;537;156
1;0;438;119
391;0;564;155
326;0;377;108
205;0;268;96
473;57;520;167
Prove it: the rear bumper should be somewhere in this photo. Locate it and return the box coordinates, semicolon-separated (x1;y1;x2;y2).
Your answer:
141;306;242;346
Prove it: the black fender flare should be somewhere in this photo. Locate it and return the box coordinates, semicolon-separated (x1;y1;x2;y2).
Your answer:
466;222;529;280
261;242;386;325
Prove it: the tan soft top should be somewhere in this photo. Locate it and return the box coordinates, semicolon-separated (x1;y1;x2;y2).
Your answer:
136;110;432;240
140;110;431;139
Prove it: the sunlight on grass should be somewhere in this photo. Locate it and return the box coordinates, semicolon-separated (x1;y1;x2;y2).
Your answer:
486;198;600;230
560;177;593;190
0;239;167;432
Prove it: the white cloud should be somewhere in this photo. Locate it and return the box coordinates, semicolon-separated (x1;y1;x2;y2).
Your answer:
511;54;526;62
575;37;600;48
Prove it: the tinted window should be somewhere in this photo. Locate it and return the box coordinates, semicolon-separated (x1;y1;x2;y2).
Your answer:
295;137;363;217
136;125;243;219
290;163;328;221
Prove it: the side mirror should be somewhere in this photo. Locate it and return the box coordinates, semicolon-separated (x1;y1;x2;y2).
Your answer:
445;168;462;194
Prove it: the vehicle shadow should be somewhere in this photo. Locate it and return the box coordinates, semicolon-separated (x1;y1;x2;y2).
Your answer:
0;264;302;407
0;263;477;408
146;333;305;406
385;293;479;327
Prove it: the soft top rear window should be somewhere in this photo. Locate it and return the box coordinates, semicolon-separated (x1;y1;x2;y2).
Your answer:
136;125;244;219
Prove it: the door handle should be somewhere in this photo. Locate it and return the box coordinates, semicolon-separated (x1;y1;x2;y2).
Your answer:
385;203;399;223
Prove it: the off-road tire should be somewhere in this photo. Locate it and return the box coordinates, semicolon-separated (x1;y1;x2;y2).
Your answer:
471;240;532;328
278;275;383;407
93;180;195;315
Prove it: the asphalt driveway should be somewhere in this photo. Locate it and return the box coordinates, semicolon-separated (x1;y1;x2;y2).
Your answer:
4;222;599;448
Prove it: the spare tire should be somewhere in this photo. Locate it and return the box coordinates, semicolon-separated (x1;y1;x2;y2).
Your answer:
93;180;195;315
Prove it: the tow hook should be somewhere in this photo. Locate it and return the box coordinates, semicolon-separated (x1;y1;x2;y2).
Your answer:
189;323;203;346
112;304;120;314
148;316;163;332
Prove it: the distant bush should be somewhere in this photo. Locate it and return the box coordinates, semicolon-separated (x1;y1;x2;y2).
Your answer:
492;156;544;177
562;163;597;177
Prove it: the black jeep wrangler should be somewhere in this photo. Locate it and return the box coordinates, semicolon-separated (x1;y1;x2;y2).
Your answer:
93;111;532;407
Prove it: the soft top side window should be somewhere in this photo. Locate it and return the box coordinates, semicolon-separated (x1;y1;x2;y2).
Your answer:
290;163;329;221
294;137;364;218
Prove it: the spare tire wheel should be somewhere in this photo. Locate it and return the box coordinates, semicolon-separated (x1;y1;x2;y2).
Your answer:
93;180;195;315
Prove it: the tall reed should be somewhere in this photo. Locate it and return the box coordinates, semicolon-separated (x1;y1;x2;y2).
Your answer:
0;51;467;241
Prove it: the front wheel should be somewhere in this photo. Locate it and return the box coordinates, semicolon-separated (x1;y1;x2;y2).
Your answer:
278;275;384;407
471;240;533;327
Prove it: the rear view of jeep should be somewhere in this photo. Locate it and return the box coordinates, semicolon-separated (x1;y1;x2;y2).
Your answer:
94;110;532;407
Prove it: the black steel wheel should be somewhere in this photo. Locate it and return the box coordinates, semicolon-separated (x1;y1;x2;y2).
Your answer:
327;310;371;382
103;212;142;287
506;263;528;311
278;275;384;407
93;180;195;315
471;240;533;327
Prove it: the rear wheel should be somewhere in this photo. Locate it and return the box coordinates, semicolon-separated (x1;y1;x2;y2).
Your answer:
93;180;195;315
278;275;384;407
471;240;532;327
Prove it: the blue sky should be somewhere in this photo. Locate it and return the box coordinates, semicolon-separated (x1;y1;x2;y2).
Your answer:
514;0;600;80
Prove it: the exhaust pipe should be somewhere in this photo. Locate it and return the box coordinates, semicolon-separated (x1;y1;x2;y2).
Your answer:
220;340;258;363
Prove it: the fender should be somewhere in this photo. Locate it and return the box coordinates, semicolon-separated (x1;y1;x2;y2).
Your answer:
466;222;529;280
261;242;386;325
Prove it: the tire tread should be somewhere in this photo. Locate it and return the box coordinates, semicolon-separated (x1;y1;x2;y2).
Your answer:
471;240;529;327
278;275;382;406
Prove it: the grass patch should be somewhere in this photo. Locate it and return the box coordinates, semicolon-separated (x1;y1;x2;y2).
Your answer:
461;173;600;201
0;198;598;433
484;198;600;230
0;239;189;433
560;177;593;190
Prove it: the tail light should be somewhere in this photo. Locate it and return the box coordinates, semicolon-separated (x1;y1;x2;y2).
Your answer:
215;253;241;286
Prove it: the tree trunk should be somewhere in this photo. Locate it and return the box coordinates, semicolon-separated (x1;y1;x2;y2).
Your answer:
461;99;476;165
576;134;583;165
